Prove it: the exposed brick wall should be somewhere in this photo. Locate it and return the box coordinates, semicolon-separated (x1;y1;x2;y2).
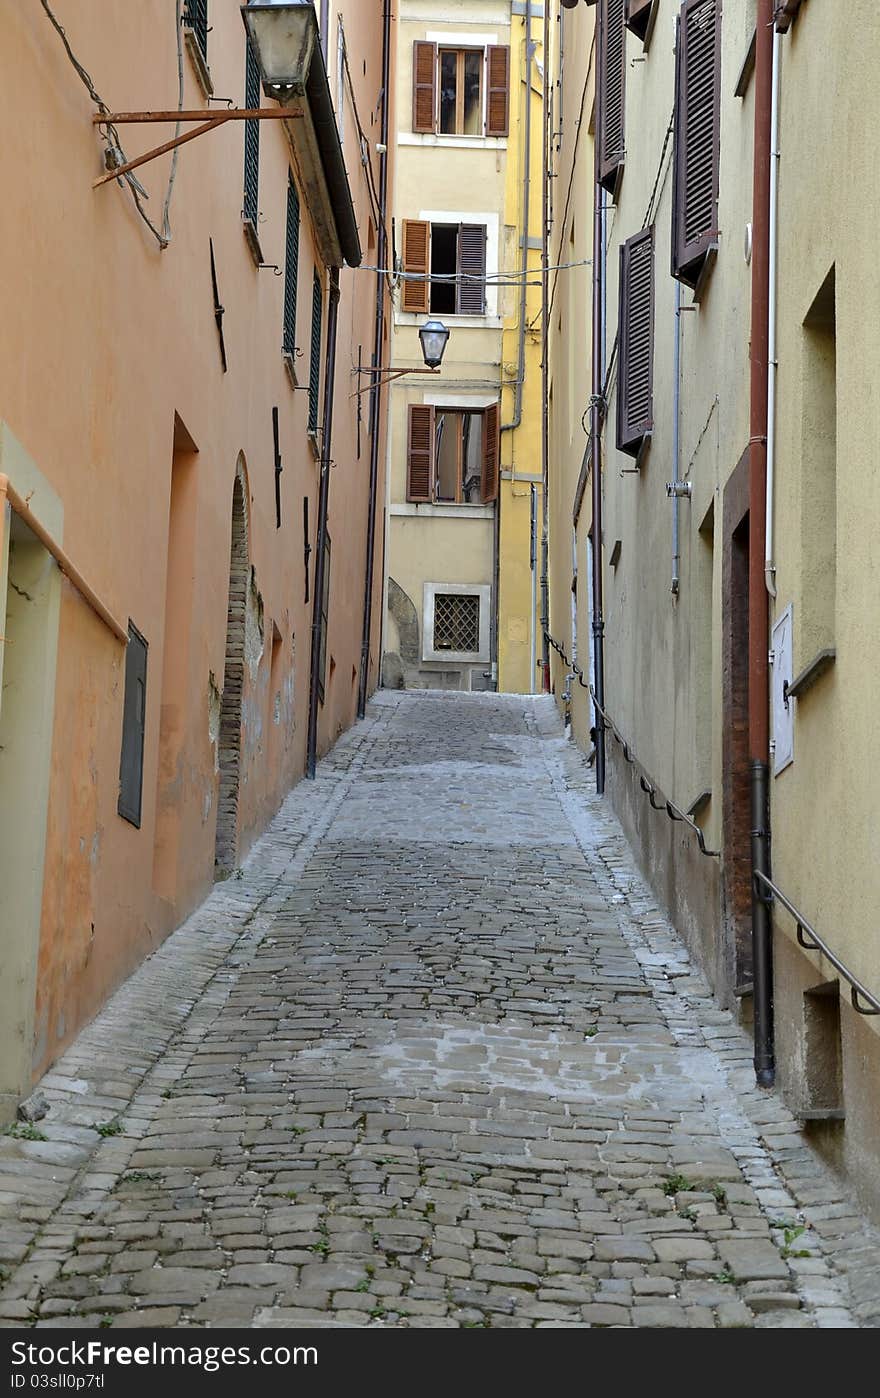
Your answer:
215;468;249;872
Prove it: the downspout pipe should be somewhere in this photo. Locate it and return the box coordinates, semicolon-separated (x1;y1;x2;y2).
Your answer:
590;0;607;795
357;0;392;719
539;0;551;691
502;0;534;438
671;280;682;595
765;27;781;598
749;0;775;1087
307;266;341;780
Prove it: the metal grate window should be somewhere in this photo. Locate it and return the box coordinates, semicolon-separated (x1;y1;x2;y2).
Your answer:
118;622;148;828
308;272;323;434
283;178;300;355
183;0;208;61
243;39;260;227
433;594;480;653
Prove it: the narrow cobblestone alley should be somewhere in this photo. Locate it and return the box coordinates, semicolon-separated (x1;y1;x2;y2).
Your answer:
2;692;878;1330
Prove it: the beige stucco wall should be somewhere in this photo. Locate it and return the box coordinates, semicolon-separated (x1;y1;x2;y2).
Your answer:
0;0;392;1097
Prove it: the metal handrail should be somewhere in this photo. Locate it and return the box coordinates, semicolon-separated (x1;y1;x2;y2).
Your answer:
545;631;720;859
754;870;880;1017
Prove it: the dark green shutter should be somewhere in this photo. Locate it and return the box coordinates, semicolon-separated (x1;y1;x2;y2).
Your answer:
183;0;208;61
308;273;323;434
243;39;260;227
118;623;148;828
283;178;300;355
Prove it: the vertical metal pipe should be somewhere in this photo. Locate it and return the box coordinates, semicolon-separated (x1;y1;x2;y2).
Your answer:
529;483;538;692
357;0;392;719
590;0;607;795
502;0;534;438
672;280;682;594
307;267;341;780
539;0;551;692
749;0;775;1086
765;28;781;599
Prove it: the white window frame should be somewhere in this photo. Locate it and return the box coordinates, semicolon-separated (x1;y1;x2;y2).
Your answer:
423;582;491;664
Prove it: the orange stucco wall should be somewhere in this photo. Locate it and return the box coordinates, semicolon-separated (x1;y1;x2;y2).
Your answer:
0;1;393;1082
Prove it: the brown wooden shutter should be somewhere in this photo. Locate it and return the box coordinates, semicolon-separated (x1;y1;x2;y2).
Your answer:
616;227;655;457
486;46;510;137
624;0;656;42
402;219;430;314
412;41;437;133
456;224;487;314
407;404;434;502
671;0;721;289
598;0;626;195
481;403;500;504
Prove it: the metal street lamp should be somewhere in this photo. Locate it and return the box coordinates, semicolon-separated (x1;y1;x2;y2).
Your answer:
353;320;450;398
418;320;451;370
241;0;319;98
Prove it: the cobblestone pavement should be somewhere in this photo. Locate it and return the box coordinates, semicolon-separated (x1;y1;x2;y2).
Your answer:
2;691;879;1330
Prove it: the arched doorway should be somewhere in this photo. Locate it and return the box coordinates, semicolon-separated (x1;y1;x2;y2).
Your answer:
214;465;248;874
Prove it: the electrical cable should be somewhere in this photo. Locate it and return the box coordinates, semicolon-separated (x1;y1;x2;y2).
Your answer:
40;0;184;250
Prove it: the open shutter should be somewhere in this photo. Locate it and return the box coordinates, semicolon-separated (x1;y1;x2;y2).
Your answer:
486;46;510;137
243;38;260;226
407;404;434;502
308;273;323;434
598;0;626;196
617;227;655;457
402;219;430;314
457;224;487;314
624;0;656;42
118;623;148;828
412;41;437;133
481;403;500;504
672;0;721;288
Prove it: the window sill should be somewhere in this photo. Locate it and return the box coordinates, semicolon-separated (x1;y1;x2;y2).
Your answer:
393;502;494;519
307;428;321;460
785;647;836;702
283;350;302;390
242;216;264;267
183;28;213;99
395;311;502;331
399;132;508;151
735;30;757;98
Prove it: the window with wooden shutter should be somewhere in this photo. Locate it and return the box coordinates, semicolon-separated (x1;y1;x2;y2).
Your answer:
283;177;300;357
402;219;430;314
486;46;510;137
617;227;655;457
308;273;323;435
456;224;487;315
243;38;260;228
624;0;657;43
118;623;148;828
481;402;500;503
407;404;434;502
598;0;626;196
412;41;437;133
671;0;722;290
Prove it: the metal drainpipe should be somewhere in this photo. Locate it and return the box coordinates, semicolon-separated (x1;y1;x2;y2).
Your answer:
589;0;607;795
357;0;392;719
306;266;341;781
749;0;775;1087
539;0;551;692
672;279;682;594
764;27;781;599
502;0;534;439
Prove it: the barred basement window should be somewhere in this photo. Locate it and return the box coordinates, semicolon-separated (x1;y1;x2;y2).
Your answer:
433;593;481;654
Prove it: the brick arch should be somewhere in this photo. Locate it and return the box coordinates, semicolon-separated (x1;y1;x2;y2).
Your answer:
214;458;250;874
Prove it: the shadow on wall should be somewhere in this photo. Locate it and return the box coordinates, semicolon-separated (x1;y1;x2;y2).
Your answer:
382;576;420;688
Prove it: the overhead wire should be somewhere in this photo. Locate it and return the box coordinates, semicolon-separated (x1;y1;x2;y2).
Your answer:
40;0;184;250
